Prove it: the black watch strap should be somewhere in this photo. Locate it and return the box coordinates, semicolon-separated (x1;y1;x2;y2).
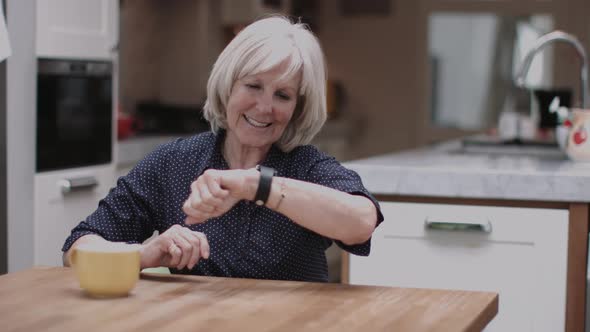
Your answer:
254;165;275;206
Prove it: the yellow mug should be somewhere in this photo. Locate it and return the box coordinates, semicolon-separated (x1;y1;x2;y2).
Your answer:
72;242;141;297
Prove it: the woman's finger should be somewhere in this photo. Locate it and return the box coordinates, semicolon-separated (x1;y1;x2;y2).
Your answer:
183;198;211;217
193;232;210;260
205;173;229;200
171;230;193;270
185;215;207;225
186;180;217;214
196;174;228;211
182;202;210;224
195;182;218;213
166;242;182;267
181;230;202;269
188;180;213;210
198;184;226;209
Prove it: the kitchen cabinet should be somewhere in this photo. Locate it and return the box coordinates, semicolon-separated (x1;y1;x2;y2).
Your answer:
36;0;118;59
343;140;590;331
348;200;569;331
34;165;116;266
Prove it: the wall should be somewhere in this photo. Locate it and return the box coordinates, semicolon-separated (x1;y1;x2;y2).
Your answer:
119;0;222;114
6;0;36;272
119;0;590;160
119;1;422;160
553;0;589;104
118;0;160;112
317;0;421;159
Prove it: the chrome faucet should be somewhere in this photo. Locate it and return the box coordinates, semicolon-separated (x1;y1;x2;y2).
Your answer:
515;30;589;109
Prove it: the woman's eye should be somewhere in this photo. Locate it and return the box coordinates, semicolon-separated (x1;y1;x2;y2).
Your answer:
276;92;291;101
246;83;260;90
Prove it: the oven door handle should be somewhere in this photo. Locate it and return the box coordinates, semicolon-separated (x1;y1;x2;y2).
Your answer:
58;176;98;194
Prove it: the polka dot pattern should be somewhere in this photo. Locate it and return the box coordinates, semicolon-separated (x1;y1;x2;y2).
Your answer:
63;131;383;282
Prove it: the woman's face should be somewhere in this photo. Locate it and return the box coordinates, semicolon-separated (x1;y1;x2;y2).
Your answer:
225;61;301;150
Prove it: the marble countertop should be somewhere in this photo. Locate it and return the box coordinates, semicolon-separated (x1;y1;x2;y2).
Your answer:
344;140;590;203
117;135;185;167
118;135;590;202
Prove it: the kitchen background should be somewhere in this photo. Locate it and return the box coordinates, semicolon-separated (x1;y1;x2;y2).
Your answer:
116;0;590;281
117;0;590;158
1;0;590;330
1;0;590;306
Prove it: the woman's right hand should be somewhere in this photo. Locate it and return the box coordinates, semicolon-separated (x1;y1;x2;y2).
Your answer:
183;168;258;225
139;224;209;270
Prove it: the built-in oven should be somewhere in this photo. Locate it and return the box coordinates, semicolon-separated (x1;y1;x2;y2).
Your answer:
36;58;113;172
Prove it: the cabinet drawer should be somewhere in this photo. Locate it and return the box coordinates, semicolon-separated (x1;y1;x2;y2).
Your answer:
34;165;116;266
350;202;568;332
377;202;549;243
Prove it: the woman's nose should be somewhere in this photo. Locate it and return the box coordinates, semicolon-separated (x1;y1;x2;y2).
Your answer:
256;93;273;113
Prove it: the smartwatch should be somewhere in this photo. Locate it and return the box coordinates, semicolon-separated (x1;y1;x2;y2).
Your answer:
254;165;276;206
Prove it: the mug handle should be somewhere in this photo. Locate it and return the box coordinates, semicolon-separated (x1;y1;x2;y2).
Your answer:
69;248;77;267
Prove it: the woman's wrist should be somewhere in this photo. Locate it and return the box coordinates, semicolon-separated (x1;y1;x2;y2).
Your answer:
245;168;260;201
138;243;149;269
267;177;287;210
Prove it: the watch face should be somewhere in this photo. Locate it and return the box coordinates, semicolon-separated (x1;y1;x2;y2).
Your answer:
256;165;277;173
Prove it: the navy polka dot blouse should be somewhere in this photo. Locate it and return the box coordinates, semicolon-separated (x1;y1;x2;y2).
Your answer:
63;131;383;282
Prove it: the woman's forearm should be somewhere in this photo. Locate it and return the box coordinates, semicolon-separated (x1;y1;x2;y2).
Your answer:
266;177;378;245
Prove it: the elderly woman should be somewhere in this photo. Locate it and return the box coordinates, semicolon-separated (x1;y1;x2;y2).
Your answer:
63;16;383;282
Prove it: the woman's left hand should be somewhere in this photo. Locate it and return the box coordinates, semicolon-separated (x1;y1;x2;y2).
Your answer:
182;168;257;224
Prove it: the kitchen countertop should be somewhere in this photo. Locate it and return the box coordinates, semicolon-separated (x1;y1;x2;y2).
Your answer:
117;134;188;167
344;140;590;203
119;135;590;202
117;119;356;168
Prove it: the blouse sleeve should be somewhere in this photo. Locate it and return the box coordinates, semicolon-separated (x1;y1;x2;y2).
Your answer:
299;148;384;256
61;144;170;253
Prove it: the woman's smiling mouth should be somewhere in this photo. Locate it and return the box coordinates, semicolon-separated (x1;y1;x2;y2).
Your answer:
243;115;272;128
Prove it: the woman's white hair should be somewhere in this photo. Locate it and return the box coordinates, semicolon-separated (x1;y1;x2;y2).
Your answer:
203;16;327;152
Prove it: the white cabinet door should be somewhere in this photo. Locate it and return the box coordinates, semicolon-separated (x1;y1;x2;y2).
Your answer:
34;164;116;266
349;202;569;332
36;0;118;59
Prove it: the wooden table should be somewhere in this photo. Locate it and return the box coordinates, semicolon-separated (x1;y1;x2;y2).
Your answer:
0;267;498;332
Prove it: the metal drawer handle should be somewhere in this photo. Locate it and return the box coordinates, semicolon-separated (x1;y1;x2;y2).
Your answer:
424;218;492;233
58;176;98;194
